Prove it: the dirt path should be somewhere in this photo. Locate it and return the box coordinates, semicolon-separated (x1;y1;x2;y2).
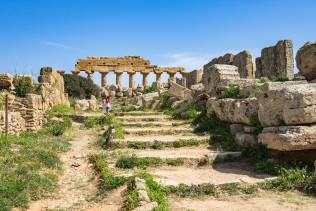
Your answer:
28;122;124;211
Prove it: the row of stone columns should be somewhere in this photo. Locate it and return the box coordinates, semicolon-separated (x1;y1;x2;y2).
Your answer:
89;71;178;88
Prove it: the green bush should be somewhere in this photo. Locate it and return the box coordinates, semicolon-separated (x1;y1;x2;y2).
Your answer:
224;84;242;99
143;84;159;94
64;74;100;99
47;117;72;136
13;76;34;97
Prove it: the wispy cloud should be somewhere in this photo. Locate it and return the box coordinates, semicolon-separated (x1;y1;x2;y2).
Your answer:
41;40;78;51
162;53;212;71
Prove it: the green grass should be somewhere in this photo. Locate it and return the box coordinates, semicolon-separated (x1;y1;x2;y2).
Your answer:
137;172;169;211
89;154;126;194
115;155;162;169
84;115;125;138
47;117;72;136
167;183;216;197
224;84;242;99
47;104;74;118
128;141;147;149
172;139;200;148
0;131;70;210
122;179;139;210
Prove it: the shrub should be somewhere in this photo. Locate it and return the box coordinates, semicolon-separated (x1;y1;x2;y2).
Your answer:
47;117;72;136
151;140;163;150
224;84;242;99
128;141;147;149
64;74;100;99
167;183;215;197
48;104;74;118
143;84;159;94
13;76;34;97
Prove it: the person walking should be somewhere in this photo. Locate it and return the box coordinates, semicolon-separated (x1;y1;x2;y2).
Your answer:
105;96;111;113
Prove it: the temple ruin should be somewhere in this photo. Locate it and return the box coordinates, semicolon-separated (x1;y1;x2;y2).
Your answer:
71;56;186;88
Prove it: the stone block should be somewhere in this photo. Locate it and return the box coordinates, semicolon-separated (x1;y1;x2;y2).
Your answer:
203;64;240;96
235;132;257;146
185;69;203;88
257;40;294;80
296;41;316;81
258;125;316;151
0;73;14;91
232;50;255;79
257;81;316;127
212;98;258;125
168;81;192;101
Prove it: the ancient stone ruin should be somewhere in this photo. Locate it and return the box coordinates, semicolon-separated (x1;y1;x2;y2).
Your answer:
0;68;69;134
72;56;186;88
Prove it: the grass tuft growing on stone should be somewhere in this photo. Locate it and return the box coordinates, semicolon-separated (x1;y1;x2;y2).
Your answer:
89;153;127;194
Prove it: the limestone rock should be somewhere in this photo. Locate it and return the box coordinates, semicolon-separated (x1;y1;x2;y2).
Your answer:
168;81;192;101
141;92;159;108
235;132;257;146
257;81;316;127
132;202;158;211
202;64;240;96
258;125;316;151
185;69;203;88
212;98;258;125
0;73;14;91
296;41;316;81
232;50;255;79
138;190;150;202
257;40;294;80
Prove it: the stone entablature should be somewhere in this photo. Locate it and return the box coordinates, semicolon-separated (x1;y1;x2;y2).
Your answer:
72;56;186;88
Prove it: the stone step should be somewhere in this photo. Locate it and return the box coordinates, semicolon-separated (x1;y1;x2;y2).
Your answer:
122;121;190;127
116;111;164;116
131;147;241;161
124;127;194;135
148;162;276;187
114;134;209;144
117;115;171;122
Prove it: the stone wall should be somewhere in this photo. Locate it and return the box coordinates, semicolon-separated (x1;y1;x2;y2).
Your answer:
296;41;316;81
203;51;255;79
184;69;203;88
255;40;294;80
0;67;69;134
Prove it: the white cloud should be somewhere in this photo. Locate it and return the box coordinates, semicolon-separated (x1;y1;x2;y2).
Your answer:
41;40;78;51
162;53;211;71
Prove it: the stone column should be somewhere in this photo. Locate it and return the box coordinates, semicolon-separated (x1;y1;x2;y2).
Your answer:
128;72;136;89
87;72;93;81
142;72;149;87
101;72;108;87
156;73;162;87
116;72;122;87
168;72;175;82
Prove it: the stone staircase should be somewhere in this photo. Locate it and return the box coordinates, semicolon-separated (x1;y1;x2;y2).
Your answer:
112;111;275;188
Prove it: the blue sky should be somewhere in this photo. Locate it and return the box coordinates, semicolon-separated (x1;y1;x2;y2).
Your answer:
1;0;316;86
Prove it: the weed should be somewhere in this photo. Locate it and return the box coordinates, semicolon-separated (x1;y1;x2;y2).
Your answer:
151;140;163;150
123;179;139;210
249;114;263;135
167;183;216;197
128;141;147;149
172;139;200;148
198;155;210;166
166;158;185;166
143;84;159;94
48;104;74;118
115;155;162;169
224;84;242;99
137;172;169;210
218;183;240;195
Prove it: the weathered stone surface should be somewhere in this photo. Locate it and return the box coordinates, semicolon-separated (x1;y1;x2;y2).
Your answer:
232;50;255;79
235;132;257;146
132;202;158;211
0;111;26;134
142;92;159;108
230;124;244;136
190;83;205;97
138;190;151;202
215;78;261;98
176;77;186;87
38;67;68;109
203;64;240;96
256;40;294;80
168;81;192;101
185;69;203;88
296;41;316;81
259;125;316;151
255;57;263;78
257;81;316;127
212;98;258;125
0;73;14;91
